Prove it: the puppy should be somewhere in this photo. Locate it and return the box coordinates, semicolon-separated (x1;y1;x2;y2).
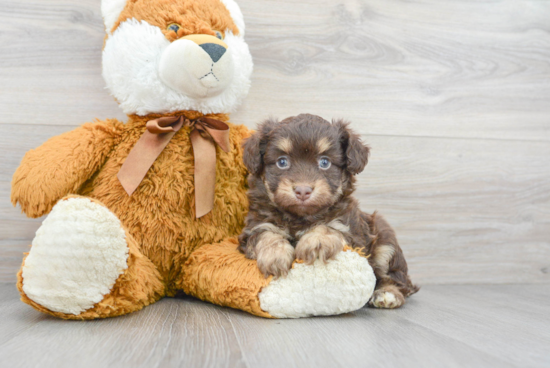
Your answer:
238;114;418;309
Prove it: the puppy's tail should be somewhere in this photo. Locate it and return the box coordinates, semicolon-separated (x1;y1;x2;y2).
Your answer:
404;277;420;297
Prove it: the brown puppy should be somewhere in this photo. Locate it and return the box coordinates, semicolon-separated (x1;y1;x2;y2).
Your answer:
238;114;418;308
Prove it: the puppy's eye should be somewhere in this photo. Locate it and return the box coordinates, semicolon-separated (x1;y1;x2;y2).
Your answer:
214;31;224;40
276;156;290;169
319;157;331;170
167;23;181;33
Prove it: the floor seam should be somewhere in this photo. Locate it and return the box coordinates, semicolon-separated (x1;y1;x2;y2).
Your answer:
226;312;252;368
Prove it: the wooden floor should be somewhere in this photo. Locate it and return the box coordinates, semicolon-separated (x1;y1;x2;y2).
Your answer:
1;283;548;368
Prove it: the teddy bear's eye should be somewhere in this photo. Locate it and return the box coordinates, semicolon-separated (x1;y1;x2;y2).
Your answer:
276;156;290;169
167;23;181;33
214;31;224;40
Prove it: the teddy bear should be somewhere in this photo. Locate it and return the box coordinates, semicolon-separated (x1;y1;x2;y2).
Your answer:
10;0;376;319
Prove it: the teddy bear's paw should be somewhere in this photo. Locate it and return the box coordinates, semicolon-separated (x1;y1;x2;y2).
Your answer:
258;250;376;318
21;197;129;315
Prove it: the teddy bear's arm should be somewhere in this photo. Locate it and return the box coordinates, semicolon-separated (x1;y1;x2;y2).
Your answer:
11;119;124;218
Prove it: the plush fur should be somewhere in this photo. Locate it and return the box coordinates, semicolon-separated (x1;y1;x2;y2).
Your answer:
239;114;418;308
258;249;376;318
102;0;253;115
13;109;256;318
12;0;262;319
102;0;128;32
12;0;376;319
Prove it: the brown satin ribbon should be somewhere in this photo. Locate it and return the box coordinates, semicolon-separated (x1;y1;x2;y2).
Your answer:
117;116;230;218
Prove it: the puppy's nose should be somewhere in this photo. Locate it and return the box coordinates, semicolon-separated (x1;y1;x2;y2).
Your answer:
199;43;226;63
294;186;313;201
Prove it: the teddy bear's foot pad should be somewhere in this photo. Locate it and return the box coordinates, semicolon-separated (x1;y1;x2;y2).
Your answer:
258;251;376;318
21;197;129;315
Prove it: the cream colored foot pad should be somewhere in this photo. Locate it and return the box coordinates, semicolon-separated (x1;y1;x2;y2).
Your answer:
22;198;128;315
259;251;376;318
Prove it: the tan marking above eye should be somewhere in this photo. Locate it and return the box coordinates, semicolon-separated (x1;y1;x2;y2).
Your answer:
276;138;293;154
317;137;331;154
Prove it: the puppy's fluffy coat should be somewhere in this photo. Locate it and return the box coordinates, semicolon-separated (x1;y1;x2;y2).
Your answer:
239;114;418;308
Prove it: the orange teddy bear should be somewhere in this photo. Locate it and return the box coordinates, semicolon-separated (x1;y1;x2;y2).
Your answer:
11;0;375;320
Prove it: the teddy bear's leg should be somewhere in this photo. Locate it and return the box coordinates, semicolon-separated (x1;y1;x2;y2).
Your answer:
181;238;273;317
17;195;165;320
181;238;376;318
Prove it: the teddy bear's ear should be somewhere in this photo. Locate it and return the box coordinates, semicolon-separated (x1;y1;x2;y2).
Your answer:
219;0;245;36
242;118;279;175
101;0;128;34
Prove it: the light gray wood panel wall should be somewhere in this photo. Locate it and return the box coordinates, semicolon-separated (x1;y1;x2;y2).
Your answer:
0;0;549;284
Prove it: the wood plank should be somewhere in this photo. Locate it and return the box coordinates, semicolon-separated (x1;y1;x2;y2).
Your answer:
224;284;550;368
225;308;518;368
0;283;46;347
4;284;549;368
0;125;77;182
2;123;549;284
0;0;126;125
395;285;550;368
237;0;550;141
354;134;550;285
0;285;246;368
226;285;550;367
0;240;32;285
0;0;549;142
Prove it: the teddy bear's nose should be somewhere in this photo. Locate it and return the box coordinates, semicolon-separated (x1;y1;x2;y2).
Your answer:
199;43;226;63
294;186;313;201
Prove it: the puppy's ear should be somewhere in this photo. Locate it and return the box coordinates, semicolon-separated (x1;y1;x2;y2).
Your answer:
242;118;279;174
333;119;370;175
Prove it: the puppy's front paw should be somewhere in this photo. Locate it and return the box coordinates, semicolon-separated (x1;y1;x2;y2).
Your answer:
369;287;405;309
256;232;295;278
295;225;345;265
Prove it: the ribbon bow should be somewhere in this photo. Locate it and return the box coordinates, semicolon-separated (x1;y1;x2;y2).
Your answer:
117;116;230;218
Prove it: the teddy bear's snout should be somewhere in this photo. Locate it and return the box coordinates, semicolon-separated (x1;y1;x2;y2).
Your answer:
158;34;234;99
